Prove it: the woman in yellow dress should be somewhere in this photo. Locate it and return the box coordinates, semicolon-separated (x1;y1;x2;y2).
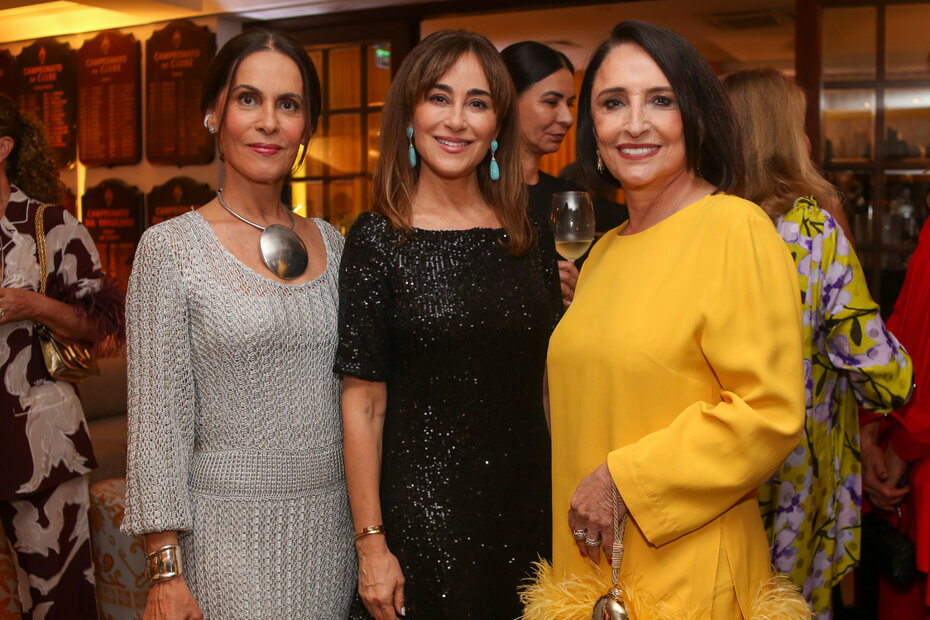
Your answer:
523;21;811;619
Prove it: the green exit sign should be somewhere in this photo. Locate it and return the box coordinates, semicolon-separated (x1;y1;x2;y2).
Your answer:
374;47;390;69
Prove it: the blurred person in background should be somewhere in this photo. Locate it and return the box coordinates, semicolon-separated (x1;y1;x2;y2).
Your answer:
0;94;123;620
723;67;913;620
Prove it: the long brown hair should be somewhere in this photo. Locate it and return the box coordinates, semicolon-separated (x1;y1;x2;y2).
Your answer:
0;94;60;204
373;30;531;255
722;68;838;217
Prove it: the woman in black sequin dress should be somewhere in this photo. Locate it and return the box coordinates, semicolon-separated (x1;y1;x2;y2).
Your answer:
336;30;562;620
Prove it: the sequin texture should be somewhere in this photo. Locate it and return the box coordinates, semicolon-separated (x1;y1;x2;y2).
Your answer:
336;211;562;618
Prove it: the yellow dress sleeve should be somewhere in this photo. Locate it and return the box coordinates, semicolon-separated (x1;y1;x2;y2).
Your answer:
608;216;805;546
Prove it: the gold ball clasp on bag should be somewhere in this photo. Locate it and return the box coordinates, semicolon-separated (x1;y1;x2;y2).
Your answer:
592;587;629;620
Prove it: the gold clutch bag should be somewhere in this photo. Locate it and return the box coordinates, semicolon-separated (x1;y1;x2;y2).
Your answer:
36;323;99;382
33;203;99;383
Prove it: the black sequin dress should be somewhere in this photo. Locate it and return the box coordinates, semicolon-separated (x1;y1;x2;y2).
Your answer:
336;211;562;619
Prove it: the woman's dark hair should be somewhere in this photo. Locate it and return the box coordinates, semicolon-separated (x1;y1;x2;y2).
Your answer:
576;20;742;192
500;41;574;95
201;28;322;166
0;94;60;204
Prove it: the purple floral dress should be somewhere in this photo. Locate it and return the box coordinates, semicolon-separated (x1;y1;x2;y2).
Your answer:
759;196;914;619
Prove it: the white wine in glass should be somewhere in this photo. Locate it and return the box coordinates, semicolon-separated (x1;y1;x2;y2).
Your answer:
551;191;595;261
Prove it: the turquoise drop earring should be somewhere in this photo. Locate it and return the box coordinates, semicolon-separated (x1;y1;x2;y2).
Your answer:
489;140;500;181
407;126;417;167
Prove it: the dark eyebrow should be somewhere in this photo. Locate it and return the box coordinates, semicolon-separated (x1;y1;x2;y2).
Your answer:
541;90;566;99
433;83;492;98
596;86;673;98
231;84;304;102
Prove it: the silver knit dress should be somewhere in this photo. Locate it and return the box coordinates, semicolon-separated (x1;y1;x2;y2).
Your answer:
122;211;355;618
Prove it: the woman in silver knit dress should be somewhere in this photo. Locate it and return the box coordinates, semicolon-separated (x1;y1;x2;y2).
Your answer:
122;30;355;619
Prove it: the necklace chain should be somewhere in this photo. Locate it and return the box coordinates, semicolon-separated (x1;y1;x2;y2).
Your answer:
216;188;295;232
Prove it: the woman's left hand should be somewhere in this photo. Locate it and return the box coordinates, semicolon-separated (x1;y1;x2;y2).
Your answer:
0;287;41;324
568;462;625;565
558;261;579;307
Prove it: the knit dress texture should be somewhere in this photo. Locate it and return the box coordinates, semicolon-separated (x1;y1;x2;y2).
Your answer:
122;211;355;618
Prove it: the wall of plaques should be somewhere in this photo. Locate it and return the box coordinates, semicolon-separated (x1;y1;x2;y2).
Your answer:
5;21;216;171
82;179;144;290
145;21;215;166
15;38;77;168
0;16;227;243
77;31;141;167
146;177;214;227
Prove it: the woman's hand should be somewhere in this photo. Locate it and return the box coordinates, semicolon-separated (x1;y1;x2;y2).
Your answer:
861;421;909;510
558;261;579;307
356;536;405;619
0;287;42;324
142;576;203;620
0;286;96;343
568;462;625;565
885;443;910;490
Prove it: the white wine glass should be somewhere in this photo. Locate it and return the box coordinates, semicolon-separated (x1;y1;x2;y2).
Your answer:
550;191;595;261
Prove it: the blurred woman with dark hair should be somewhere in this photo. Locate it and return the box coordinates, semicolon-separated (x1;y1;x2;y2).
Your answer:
0;95;123;620
501;40;580;303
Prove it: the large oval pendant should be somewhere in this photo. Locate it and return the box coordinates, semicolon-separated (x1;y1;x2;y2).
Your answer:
592;590;629;620
260;224;309;280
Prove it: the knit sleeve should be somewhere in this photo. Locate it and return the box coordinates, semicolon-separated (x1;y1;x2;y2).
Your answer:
122;223;196;536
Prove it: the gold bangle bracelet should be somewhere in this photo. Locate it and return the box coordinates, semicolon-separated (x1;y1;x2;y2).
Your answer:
354;525;386;541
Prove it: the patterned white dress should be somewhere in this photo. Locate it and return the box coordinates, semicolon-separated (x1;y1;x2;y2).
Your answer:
0;185;123;620
122;211;355;618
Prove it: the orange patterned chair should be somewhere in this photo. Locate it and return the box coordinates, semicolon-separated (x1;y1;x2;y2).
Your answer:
0;525;21;620
89;478;148;620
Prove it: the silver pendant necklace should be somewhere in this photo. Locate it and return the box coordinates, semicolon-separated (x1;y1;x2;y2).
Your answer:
216;188;308;280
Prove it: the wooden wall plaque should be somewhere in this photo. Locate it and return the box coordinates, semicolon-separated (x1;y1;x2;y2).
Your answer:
77;31;141;167
82;179;143;289
0;50;13;99
146;176;213;227
15;38;77;168
145;21;216;166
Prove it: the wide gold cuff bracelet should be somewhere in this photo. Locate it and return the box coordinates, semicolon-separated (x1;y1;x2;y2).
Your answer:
144;544;183;584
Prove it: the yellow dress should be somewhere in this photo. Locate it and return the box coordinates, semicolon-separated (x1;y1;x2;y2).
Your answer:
544;194;806;619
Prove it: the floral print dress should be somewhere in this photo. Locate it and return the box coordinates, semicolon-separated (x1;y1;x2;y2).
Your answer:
759;196;914;619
